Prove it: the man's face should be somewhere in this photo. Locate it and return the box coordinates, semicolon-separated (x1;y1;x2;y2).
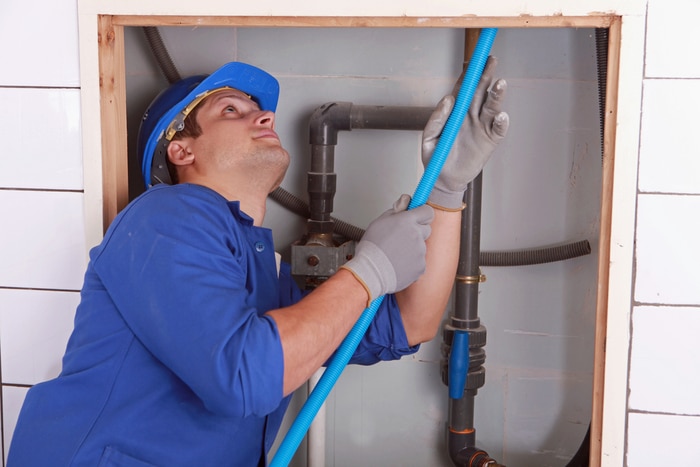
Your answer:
179;88;290;190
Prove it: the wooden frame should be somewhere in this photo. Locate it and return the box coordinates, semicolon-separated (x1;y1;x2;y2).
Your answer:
77;3;647;465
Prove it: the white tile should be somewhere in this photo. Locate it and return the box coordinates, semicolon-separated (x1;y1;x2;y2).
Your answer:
635;194;700;305
0;289;77;385
629;306;700;414
627;412;700;465
2;386;29;463
0;190;87;290
638;80;700;194
0;88;83;190
646;0;700;78
0;0;79;87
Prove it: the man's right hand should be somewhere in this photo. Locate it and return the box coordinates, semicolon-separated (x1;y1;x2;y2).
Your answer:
341;194;434;303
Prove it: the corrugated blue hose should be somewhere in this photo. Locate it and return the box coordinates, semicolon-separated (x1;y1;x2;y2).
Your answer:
270;28;498;467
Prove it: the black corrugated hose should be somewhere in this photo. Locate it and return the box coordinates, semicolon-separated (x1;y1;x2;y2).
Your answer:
143;27;181;84
269;187;591;266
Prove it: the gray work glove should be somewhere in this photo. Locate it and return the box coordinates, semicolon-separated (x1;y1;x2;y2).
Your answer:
422;55;510;210
341;194;434;303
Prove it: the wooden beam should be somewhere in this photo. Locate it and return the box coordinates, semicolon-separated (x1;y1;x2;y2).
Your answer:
590;15;622;467
98;15;129;231
111;15;614;29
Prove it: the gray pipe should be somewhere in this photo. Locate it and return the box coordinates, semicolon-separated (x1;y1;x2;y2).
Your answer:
306;103;434;240
305;101;591;265
446;174;490;465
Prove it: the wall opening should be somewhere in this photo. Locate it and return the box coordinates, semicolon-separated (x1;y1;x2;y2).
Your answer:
91;14;621;466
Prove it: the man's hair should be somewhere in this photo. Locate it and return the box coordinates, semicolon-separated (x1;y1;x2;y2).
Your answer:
166;104;204;184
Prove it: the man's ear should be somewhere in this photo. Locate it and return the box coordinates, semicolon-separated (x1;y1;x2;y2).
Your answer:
167;140;195;167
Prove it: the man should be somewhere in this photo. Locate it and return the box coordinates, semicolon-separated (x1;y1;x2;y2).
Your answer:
9;60;508;466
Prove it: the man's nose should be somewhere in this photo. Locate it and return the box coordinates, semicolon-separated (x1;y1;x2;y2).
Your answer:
254;110;275;128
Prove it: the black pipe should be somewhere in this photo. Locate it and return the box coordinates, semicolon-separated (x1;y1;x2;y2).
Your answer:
142;27;181;84
480;240;591;267
594;28;609;161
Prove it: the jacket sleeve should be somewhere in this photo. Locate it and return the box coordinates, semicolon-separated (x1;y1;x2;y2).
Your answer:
278;263;419;367
347;294;420;365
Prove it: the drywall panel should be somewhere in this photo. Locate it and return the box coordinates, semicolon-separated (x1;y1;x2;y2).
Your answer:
502;369;592;465
0;191;87;290
0;88;83;190
327;357;451;466
237;27;462;79
0;289;78;385
0;0;80;87
638;79;700;194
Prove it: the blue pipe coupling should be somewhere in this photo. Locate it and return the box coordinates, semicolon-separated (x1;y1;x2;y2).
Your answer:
449;330;470;399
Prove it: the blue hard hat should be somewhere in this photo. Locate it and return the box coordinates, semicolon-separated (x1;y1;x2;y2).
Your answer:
137;61;280;188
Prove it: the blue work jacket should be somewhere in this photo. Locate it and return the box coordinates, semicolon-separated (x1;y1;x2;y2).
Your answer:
8;183;417;466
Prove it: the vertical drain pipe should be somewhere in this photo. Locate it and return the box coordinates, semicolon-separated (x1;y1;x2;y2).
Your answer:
445;174;496;466
443;29;504;467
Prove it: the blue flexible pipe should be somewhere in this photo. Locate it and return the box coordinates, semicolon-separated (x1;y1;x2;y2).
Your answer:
409;28;498;209
270;28;498;467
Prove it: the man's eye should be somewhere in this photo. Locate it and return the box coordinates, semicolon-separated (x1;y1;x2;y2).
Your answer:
224;105;238;113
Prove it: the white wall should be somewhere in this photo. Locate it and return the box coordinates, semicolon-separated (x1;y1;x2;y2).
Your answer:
0;0;86;462
626;0;700;464
1;0;698;466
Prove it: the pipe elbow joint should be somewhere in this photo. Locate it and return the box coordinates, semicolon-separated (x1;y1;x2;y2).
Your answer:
447;430;505;467
309;102;353;146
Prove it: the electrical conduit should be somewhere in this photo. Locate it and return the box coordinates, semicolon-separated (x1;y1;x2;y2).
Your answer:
270;27;499;467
